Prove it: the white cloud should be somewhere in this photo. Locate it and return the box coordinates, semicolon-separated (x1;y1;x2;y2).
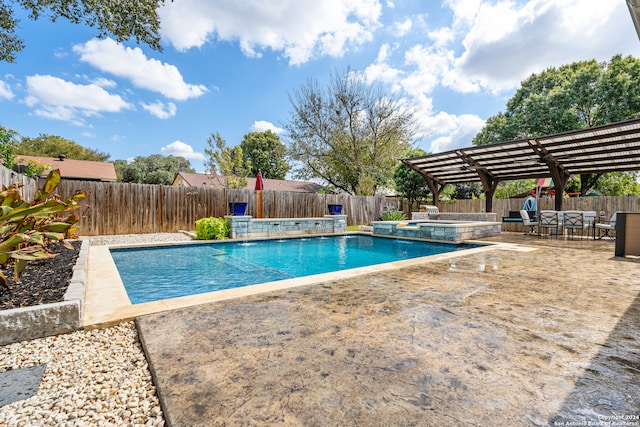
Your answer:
445;0;482;28
393;19;412;37
250;120;284;134
161;141;205;160
92;77;117;89
428;27;455;48
73;38;208;100
449;0;637;93
362;0;636;154
426;114;485;153
30;105;86;126
364;44;403;92
141;101;177;119
369;1;637;104
24;75;132;124
53;48;68;59
0;80;14;100
158;0;383;65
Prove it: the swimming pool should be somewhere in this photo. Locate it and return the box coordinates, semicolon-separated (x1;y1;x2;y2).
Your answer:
111;235;478;304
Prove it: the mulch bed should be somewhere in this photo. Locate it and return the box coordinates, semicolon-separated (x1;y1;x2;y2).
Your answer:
0;241;81;310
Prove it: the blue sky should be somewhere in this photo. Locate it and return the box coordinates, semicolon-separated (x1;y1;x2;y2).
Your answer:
1;0;639;173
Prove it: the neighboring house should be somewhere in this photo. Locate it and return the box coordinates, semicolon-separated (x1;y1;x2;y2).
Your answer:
15;155;117;182
172;172;324;193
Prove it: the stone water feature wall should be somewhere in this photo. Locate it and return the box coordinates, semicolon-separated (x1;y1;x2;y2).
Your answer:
226;215;347;239
372;220;501;243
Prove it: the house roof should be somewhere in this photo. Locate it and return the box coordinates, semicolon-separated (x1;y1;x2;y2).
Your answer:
401;117;640;186
173;172;324;193
15;155;117;182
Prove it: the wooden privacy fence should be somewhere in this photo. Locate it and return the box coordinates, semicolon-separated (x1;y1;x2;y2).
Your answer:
0;165;37;200
2;165;638;236
52;180;403;236
436;196;640;232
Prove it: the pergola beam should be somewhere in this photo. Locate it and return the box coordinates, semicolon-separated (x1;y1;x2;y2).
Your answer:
401;159;445;206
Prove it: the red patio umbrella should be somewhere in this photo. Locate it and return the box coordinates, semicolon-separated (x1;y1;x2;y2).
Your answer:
255;170;264;190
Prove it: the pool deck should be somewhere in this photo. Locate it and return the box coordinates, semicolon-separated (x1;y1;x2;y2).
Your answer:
122;233;640;426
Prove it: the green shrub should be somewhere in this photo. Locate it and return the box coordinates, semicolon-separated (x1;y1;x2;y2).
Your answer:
380;210;407;221
195;217;229;240
0;169;85;287
20;158;50;178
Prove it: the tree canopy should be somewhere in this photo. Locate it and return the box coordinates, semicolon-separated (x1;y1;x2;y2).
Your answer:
1;0;166;63
473;54;640;196
115;154;194;185
285;68;416;196
17;134;109;162
239;131;290;180
204;132;251;189
0;125;18;168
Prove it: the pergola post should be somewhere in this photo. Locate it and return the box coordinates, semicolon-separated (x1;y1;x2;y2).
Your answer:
423;176;443;207
400;159;445;208
544;158;570;211
476;170;498;213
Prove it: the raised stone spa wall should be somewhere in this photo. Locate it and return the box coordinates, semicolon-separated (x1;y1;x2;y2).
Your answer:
226;215;347;239
412;212;497;222
372;220;501;243
0;239;89;346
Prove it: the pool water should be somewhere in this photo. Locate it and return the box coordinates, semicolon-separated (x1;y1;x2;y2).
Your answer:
111;235;477;304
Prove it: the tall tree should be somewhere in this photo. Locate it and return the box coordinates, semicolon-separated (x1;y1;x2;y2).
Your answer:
451;183;483;200
285;68;416;196
1;0;166;63
204;132;251;189
473;55;640;196
112;159;129;181
393;148;431;207
239;131;290;179
17;134;109;161
594;172;640;196
0;125;18;168
116;154;194;185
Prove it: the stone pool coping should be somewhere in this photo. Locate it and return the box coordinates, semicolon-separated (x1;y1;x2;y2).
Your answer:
83;234;520;328
0;239;90;346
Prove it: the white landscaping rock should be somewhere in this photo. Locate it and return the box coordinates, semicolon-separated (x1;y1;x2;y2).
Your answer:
0;322;165;426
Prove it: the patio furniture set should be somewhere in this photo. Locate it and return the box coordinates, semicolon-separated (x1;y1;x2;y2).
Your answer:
520;210;617;240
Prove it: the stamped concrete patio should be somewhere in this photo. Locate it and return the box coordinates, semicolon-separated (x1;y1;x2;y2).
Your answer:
135;234;639;426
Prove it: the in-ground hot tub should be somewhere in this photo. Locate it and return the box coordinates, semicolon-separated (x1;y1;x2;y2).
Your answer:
372;219;501;243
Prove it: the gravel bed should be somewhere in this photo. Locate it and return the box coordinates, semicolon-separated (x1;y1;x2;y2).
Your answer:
85;232;193;246
0;322;164;426
0;234;194;425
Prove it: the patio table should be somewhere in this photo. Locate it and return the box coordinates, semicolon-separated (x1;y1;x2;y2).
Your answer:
537;210;597;238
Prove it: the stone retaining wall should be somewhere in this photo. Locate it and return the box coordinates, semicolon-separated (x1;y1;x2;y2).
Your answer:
0;239;89;345
435;212;497;222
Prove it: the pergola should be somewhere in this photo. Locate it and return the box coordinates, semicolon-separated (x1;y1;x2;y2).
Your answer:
628;0;640;41
401;117;640;213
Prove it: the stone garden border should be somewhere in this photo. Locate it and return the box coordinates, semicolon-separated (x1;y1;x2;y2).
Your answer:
0;239;89;346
